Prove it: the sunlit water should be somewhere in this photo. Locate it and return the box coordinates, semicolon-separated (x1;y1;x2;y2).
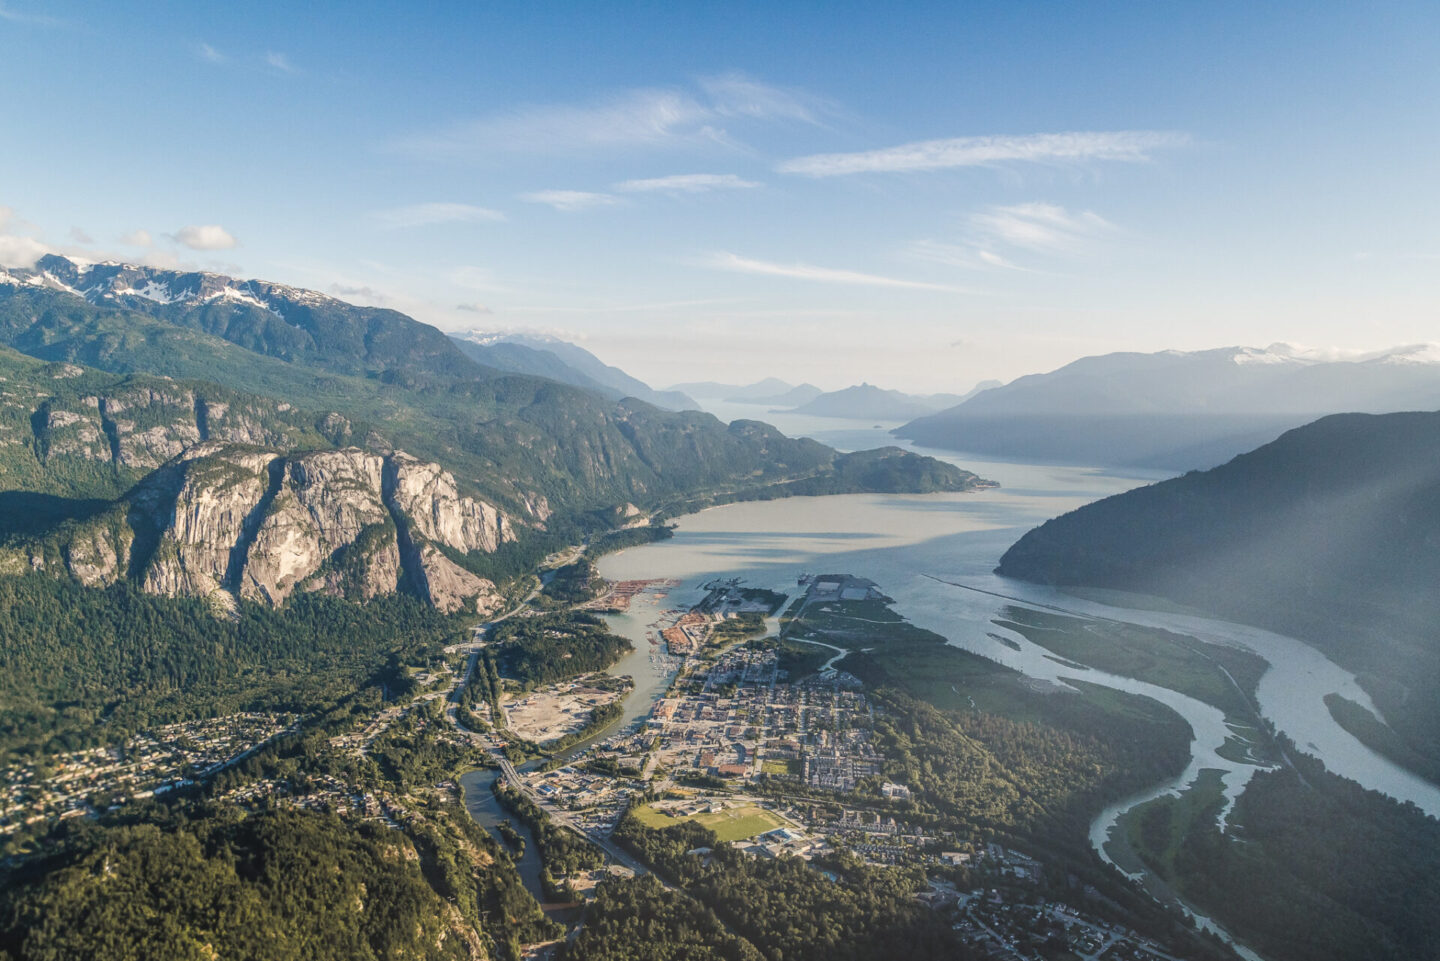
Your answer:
590;406;1440;955
473;404;1440;945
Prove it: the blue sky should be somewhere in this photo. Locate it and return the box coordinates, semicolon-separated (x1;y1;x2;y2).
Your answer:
2;1;1437;392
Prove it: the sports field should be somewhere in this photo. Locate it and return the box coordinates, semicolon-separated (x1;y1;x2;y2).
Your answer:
631;802;789;842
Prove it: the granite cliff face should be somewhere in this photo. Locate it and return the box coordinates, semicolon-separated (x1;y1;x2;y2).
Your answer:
3;442;516;615
0;347;327;498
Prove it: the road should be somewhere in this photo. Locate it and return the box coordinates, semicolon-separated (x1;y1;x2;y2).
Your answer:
493;756;655;880
442;576;661;883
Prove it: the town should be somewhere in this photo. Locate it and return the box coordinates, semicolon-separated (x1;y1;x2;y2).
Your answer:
0;569;1201;961
0;712;296;834
498;575;1193;961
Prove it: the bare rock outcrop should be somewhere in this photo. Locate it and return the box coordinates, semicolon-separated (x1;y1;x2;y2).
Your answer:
18;439;518;615
387;452;514;554
240;449;391;606
142;446;278;598
411;543;503;616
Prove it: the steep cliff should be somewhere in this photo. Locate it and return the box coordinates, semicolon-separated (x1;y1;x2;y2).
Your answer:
0;344;327;498
3;442;517;615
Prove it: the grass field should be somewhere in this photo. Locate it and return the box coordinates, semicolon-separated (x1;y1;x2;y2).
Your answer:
784;598;948;650
1125;768;1228;877
995;605;1269;723
761;758;803;776
631;802;789;842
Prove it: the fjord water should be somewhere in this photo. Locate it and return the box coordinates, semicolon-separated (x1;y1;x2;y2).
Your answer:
596;410;1440;889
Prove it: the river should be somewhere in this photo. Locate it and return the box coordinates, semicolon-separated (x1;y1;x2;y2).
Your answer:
592;404;1440;954
467;403;1440;945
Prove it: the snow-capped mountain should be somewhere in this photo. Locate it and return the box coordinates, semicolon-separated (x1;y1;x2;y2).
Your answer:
0;254;341;318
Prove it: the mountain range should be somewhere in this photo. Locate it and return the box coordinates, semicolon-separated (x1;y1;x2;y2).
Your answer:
0;256;987;611
895;344;1440;470
667;377;823;406
451;330;698;411
997;410;1440;773
781;383;974;420
670;377;1000;419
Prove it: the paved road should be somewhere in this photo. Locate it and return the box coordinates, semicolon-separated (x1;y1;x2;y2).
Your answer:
494;757;655;880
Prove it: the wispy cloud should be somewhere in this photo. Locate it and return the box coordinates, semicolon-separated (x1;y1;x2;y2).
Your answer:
910;202;1116;272
700;252;960;292
197;42;226;63
67;226;94;244
779;130;1189;177
520;190;621;212
0;205;54;267
971;203;1114;252
0;2;67;27
370;202;506;229
396;74;827;158
699;73;832;125
504;297;740;314
265;51;299;75
329;283;389;304
119;229;153;247
456;302;494;314
173;224;239;250
613;173;760;194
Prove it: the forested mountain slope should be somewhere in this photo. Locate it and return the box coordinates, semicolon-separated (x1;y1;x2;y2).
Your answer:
0;260;986;531
998;411;1440;768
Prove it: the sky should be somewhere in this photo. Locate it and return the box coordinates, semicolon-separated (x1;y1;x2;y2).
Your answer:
1;0;1438;393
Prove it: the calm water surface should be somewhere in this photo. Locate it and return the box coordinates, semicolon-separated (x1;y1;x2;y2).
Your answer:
594;415;1440;954
479;407;1440;945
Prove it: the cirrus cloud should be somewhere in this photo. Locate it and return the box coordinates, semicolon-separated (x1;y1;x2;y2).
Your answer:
395;74;830;158
779;130;1189;177
613;173;760;194
909;202;1118;272
520;190;620;212
371;202;506;229
701;251;962;292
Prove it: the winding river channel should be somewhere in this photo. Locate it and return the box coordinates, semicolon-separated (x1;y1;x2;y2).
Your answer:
468;405;1440;952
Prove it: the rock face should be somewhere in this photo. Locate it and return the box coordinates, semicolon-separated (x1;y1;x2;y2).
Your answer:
0;360;327;494
241;449;391;605
411;543;503;615
14;443;517;615
143;446;278;598
387;452;512;554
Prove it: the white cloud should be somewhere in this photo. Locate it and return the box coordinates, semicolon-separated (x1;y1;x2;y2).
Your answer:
67;226;93;244
701;252;960;292
613;173;760;194
119;229;153;247
779;130;1189;177
396;74;825;157
456;303;493;314
699;73;831;125
0;235;52;268
519;190;620;212
173;224;239;250
0;205;52;267
909;203;1116;272
198;42;226;63
0;2;66;26
371;202;506;229
265;51;298;74
970;203;1115;253
909;242;1026;271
